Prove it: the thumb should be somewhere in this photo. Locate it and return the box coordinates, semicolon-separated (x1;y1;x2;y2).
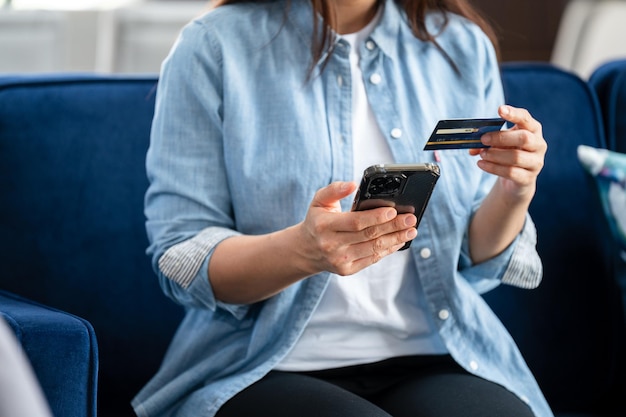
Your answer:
311;181;357;209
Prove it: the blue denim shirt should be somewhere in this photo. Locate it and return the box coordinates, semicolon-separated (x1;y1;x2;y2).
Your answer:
132;1;552;416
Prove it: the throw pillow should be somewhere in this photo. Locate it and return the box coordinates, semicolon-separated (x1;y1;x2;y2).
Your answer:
578;144;626;257
578;144;626;323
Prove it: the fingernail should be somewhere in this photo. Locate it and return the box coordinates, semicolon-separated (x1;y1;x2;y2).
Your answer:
500;105;510;116
386;210;396;220
407;228;417;239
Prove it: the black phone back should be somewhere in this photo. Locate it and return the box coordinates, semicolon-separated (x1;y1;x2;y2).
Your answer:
351;163;440;249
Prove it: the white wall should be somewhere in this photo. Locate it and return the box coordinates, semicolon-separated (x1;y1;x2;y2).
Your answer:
0;1;209;74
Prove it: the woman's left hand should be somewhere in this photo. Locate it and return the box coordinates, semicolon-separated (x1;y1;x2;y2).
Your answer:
470;105;547;202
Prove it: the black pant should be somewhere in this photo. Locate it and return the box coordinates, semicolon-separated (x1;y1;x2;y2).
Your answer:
216;355;535;417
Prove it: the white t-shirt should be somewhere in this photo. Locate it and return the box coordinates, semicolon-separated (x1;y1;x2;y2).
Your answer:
276;8;446;371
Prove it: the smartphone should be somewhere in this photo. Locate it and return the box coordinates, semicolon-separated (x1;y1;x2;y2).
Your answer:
351;163;440;250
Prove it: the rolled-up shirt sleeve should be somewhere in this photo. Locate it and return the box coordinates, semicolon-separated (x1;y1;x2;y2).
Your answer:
500;214;543;289
158;227;238;292
450;26;544;294
459;213;543;294
144;21;250;318
156;227;251;319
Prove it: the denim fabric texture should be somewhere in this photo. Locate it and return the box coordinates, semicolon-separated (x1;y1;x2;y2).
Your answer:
133;1;551;416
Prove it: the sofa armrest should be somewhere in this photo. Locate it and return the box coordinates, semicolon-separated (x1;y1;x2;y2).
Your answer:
0;290;98;417
0;314;52;417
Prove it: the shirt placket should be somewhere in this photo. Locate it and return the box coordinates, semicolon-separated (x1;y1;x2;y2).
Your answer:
360;39;416;165
360;38;454;343
324;40;353;206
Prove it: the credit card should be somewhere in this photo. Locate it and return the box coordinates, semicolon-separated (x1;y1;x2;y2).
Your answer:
423;118;506;150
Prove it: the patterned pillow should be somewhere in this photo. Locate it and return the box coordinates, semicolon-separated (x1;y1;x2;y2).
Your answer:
577;145;626;259
579;145;626;322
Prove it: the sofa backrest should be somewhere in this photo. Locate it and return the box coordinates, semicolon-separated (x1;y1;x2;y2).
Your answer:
2;65;625;417
487;63;626;414
0;75;184;417
589;59;626;154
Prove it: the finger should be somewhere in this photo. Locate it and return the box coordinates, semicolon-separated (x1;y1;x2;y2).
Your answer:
350;212;417;244
327;213;416;263
341;228;417;274
478;147;544;173
336;206;399;232
482;129;547;152
360;227;417;259
311;181;357;210
476;158;537;186
499;105;542;134
344;244;405;274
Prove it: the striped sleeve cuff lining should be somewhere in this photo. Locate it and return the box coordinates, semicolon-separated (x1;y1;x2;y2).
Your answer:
501;216;543;289
158;227;239;289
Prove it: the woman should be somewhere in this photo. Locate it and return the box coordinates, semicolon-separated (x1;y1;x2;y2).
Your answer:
132;0;553;416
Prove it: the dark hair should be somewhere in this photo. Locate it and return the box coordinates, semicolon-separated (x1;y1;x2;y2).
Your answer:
212;0;499;75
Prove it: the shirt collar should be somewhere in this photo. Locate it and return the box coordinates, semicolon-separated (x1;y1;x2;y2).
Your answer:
287;0;402;65
369;0;402;59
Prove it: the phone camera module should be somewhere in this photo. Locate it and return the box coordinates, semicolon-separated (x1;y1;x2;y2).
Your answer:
368;175;403;196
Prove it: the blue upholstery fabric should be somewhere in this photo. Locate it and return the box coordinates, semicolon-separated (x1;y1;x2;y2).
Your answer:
589;59;626;154
0;76;184;417
0;66;624;417
0;290;97;417
589;60;626;364
484;63;626;416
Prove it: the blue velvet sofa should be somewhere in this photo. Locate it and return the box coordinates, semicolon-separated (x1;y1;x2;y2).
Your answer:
0;63;624;417
0;76;184;417
485;63;626;417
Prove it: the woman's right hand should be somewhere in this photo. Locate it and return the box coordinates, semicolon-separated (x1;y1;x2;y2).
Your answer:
209;181;417;305
296;181;418;277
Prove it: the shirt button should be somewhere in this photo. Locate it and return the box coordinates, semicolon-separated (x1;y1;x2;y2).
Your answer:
469;361;479;371
365;40;376;50
419;247;431;259
369;73;382;85
337;75;343;87
438;309;450;320
390;128;402;139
